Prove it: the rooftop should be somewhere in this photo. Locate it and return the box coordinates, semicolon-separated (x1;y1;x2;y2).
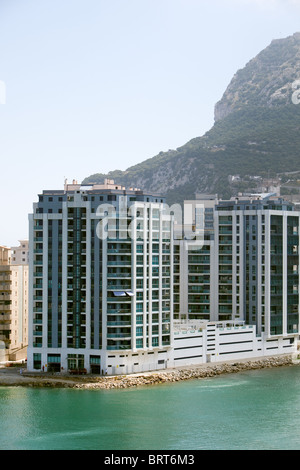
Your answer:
40;179;165;199
217;194;295;211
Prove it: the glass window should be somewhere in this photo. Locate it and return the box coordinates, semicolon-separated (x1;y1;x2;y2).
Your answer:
33;353;41;370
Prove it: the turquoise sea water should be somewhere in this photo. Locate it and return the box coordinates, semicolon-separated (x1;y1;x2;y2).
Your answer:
1;365;300;450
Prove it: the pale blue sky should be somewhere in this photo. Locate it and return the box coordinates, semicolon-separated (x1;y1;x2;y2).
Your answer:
0;0;300;246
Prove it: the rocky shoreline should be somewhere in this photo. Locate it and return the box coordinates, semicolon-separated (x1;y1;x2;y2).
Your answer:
0;355;297;390
74;355;297;390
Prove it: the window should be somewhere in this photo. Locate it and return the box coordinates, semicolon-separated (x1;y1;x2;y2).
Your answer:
136;326;143;336
152;255;159;265
33;353;42;370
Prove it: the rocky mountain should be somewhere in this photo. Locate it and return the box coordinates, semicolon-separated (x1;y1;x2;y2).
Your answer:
214;32;300;121
83;32;300;205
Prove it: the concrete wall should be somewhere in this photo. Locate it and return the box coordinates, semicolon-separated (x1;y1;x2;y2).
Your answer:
169;323;297;367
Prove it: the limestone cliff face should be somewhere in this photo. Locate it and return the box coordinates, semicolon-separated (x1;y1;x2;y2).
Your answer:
84;32;300;203
214;32;300;122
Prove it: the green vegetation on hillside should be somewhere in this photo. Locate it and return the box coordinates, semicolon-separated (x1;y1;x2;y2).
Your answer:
83;33;300;205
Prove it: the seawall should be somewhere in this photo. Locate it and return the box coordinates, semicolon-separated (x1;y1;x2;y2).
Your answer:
74;355;296;390
0;355;296;390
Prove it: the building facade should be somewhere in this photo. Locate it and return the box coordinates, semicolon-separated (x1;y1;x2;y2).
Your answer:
170;320;296;367
175;194;300;344
27;186;300;374
0;245;29;362
27;180;174;374
11;240;29;265
216;195;299;338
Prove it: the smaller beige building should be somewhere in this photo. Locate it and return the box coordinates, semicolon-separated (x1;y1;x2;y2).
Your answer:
11;240;29;265
0;244;29;363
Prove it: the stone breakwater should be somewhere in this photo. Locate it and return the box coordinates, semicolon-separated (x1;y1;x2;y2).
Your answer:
74;355;295;390
0;355;296;390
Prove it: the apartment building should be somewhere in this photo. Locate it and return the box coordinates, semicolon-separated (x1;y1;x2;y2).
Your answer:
216;195;299;338
174;195;218;323
175;194;300;342
27;179;173;374
0;244;29;362
27;184;300;374
11;240;29;265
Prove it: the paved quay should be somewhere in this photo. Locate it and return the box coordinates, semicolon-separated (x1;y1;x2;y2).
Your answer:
0;355;297;390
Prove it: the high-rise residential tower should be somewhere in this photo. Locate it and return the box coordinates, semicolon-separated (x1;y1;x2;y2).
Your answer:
215;195;300;338
27;180;173;374
175;194;300;341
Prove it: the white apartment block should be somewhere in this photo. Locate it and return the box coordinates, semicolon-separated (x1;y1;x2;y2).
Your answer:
27;187;300;375
27;180;174;374
173;193;300;363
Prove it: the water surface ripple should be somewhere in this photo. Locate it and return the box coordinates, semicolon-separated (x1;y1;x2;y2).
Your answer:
1;365;300;450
